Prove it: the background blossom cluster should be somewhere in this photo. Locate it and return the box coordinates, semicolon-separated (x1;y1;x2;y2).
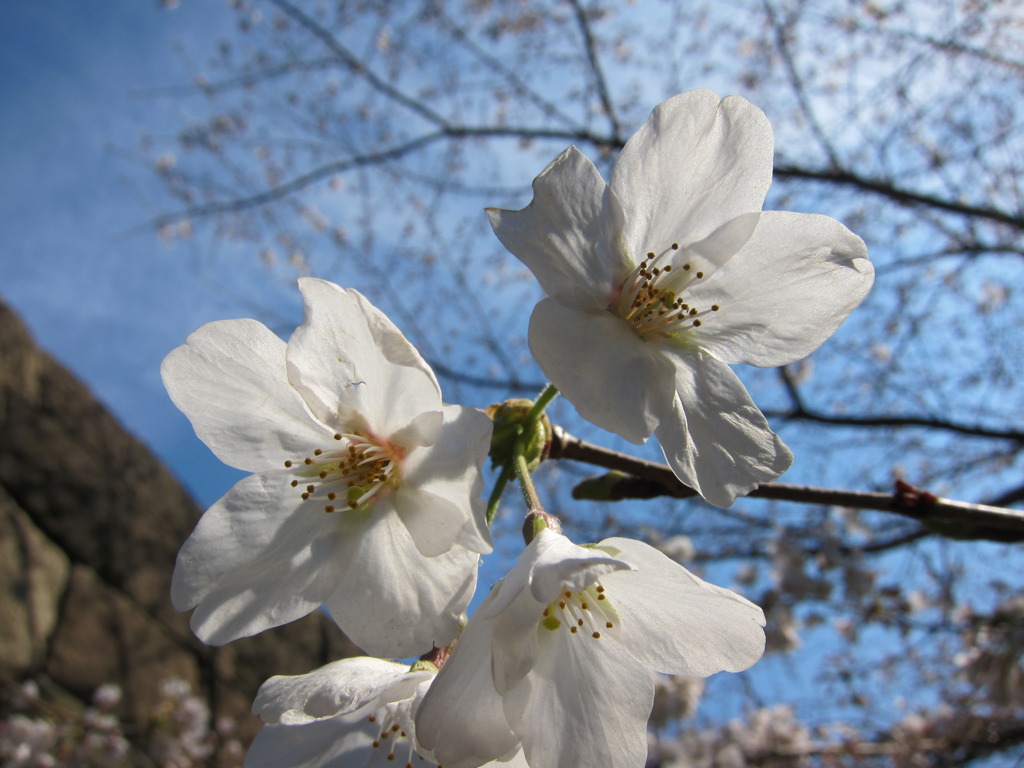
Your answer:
159;90;872;768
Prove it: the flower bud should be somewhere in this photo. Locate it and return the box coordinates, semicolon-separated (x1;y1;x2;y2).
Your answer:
485;398;552;472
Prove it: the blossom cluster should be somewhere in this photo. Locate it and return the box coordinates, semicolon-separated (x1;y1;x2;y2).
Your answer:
163;90;871;767
0;678;241;768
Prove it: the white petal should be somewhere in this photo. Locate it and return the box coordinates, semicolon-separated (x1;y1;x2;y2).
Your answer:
487;529;633;694
161;318;329;473
389;407;444;450
324;508;478;658
250;662;438;767
286;279;441;436
483;529;630;619
481;555;543;696
395;405;493;557
392;486;480;558
502;627;654;768
690;212;874;366
416;589;521;768
668;211;761;279
655;350;792;507
171;473;357;644
491;751;531;767
612;90;772;257
528;298;675;444
245;714;376;768
487;147;625;308
253;658;409;724
600;538;766;676
525;528;635;606
383;675;438;758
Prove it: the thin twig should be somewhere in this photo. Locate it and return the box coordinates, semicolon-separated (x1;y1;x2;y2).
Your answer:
568;0;621;141
549;426;1024;543
269;0;448;128
762;0;841;168
773;163;1024;230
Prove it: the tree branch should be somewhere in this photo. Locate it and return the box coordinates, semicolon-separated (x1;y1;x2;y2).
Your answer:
147;124;614;231
765;405;1024;443
151;112;1024;236
768;370;1024;442
550;426;1024;542
568;0;621;141
763;0;841;168
268;0;448;127
774;163;1024;230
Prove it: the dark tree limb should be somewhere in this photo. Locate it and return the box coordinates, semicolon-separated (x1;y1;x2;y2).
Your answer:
766;406;1024;443
568;0;622;142
549;426;1024;542
774;163;1024;230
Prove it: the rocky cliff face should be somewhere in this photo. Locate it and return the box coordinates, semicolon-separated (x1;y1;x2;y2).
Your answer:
0;299;358;758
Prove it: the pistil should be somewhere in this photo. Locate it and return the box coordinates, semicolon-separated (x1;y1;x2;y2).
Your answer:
540;582;620;639
283;432;403;513
613;243;720;339
366;709;420;766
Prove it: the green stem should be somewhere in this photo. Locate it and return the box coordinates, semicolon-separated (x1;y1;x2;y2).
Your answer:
486;461;516;527
511;385;559;516
484;384;560;527
524;384;559;425
514;451;544;515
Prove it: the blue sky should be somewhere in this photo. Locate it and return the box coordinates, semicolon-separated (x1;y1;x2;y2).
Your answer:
5;5;1021;747
1;1;252;505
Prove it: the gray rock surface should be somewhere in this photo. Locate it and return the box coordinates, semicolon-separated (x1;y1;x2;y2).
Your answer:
0;299;359;755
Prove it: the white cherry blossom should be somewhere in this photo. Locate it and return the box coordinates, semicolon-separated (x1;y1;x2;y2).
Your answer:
416;528;766;768
163;278;492;657
246;657;529;768
487;89;874;506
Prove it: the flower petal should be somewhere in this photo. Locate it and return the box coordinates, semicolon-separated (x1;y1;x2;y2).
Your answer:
611;89;774;256
487;146;625;308
324;507;478;658
246;714;377;768
392;486;484;558
528;298;675;444
415;589;522;768
395;404;493;557
525;528;635;606
389;407;444;450
253;658;409;724
655;350;792;507
668;211;761;279
689;212;873;366
286;279;441;436
600;538;766;676
171;473;358;645
502;627;654;768
485;529;633;695
161;318;329;473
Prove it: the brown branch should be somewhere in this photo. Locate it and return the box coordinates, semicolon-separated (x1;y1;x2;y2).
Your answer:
549;426;1024;542
146;5;1024;237
774;163;1024;230
149;133;448;229
836;18;1024;73
765;406;1024;443
150;110;1024;236
988;481;1024;508
568;0;621;141
147;125;612;231
268;0;448;128
767;370;1024;443
132;56;340;98
435;10;583;132
763;0;841;168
